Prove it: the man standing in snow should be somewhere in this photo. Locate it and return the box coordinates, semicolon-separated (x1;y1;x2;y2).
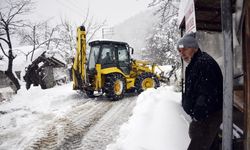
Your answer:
177;32;223;150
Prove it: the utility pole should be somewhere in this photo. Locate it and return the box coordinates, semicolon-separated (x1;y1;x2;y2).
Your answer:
102;27;114;39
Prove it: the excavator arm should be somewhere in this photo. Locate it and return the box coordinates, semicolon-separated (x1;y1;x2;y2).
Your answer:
72;26;87;90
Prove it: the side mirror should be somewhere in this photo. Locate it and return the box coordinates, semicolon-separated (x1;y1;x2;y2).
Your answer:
130;47;134;55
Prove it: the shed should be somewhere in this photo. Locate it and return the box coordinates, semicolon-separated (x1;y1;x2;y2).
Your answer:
23;52;66;89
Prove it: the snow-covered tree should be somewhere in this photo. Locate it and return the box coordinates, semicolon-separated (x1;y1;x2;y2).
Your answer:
144;0;181;68
148;0;179;25
145;18;181;67
53;19;75;63
0;0;33;92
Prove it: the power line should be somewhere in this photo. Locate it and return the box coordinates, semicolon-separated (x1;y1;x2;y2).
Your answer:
67;0;86;11
56;0;84;18
59;0;87;16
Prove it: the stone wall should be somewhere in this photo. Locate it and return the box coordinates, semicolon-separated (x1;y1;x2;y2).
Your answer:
0;71;14;89
0;71;15;102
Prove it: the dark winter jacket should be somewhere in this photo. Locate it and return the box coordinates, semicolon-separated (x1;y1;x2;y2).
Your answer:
182;49;223;121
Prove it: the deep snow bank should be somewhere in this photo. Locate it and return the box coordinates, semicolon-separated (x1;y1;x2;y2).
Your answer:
106;86;191;150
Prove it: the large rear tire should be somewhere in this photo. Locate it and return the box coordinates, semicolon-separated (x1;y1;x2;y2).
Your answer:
103;74;125;100
135;72;160;94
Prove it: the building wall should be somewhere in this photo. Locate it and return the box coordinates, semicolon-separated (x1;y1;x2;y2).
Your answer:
196;31;224;66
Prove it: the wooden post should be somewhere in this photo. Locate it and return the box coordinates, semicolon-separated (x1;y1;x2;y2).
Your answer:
221;0;233;149
180;28;184;95
243;1;250;149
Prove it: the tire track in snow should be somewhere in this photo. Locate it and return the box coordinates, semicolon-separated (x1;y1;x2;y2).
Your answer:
78;97;136;150
25;100;113;150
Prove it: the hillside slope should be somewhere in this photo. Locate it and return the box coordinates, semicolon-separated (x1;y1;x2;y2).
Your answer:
112;9;159;59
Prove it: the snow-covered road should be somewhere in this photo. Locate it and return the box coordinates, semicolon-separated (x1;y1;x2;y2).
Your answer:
0;83;137;150
0;83;190;150
27;97;136;150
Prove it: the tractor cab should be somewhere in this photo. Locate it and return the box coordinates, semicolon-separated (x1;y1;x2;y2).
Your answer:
87;40;132;75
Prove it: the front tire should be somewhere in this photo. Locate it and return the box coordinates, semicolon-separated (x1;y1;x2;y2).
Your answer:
135;72;160;94
104;74;125;100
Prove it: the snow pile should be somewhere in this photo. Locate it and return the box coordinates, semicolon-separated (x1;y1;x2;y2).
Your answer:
155;65;172;74
106;86;190;150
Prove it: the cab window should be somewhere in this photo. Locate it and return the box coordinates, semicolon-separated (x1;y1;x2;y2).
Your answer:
101;45;115;64
118;46;129;62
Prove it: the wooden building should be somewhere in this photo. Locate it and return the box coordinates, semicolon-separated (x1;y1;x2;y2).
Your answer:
24;52;66;89
178;0;249;149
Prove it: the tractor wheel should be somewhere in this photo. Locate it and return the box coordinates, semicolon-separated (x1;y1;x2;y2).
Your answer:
103;74;125;100
135;72;160;94
86;89;95;98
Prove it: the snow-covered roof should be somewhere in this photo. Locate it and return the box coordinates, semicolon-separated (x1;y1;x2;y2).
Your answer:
45;50;66;65
89;39;129;46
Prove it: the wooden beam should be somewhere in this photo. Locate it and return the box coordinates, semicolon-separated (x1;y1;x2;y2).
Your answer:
221;0;233;149
196;20;221;24
195;5;221;12
196;27;221;32
196;22;222;32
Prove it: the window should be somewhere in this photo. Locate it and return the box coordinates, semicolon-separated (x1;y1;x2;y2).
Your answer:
101;45;114;64
118;46;129;62
88;45;100;70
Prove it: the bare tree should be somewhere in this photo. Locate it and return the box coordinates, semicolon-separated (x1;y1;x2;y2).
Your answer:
56;12;106;63
82;9;106;43
51;18;76;63
19;21;58;61
44;22;58;51
0;0;33;92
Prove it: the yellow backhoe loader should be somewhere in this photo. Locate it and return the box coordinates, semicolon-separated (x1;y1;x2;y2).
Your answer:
72;25;165;100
